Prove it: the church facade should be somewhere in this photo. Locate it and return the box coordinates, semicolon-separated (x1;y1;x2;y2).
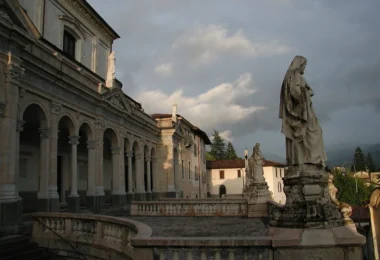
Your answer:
0;0;209;236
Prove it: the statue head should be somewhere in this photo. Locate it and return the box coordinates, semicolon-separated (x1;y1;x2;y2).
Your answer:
253;143;260;153
286;55;307;75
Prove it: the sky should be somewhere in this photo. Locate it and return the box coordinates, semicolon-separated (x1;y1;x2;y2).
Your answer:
88;0;380;160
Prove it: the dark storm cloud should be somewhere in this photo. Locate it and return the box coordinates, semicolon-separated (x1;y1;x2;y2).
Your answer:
88;0;380;156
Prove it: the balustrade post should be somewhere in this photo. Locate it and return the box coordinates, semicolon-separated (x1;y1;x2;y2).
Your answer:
96;221;104;239
200;248;207;260
214;249;221;260
186;249;193;260
173;249;180;260
227;249;235;260
159;249;165;260
65;218;72;235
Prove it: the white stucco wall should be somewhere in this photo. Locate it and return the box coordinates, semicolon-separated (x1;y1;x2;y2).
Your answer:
209;168;245;196
18;0;112;77
263;166;286;204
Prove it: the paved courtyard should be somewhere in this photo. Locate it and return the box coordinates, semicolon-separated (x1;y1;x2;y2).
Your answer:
122;216;268;237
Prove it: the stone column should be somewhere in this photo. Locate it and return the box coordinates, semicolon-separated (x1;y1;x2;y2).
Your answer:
126;151;134;202
89;119;105;212
37;127;51;211
111;145;126;206
0;62;24;236
86;140;96;199
47;102;61;212
68;135;80;212
14;120;24;197
145;156;152;200
134;152;146;201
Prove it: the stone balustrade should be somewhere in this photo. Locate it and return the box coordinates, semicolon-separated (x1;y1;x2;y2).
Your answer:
132;237;272;260
130;199;248;216
30;212;152;259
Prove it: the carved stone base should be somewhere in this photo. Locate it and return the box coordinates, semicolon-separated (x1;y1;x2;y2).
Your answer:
244;180;271;218
268;165;345;229
270;226;365;260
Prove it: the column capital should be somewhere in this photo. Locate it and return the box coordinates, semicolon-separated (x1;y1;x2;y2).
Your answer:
145;156;152;162
16;120;25;132
87;140;96;149
39;127;51;139
111;146;120;155
69;135;80;145
0;101;6;118
126;151;133;158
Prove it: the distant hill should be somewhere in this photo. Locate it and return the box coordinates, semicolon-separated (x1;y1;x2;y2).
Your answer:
326;143;380;170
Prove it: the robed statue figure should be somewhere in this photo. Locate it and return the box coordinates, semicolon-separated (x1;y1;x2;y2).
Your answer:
279;56;327;167
248;143;266;182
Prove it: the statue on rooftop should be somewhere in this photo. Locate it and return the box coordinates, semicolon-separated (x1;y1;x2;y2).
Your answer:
279;55;327;167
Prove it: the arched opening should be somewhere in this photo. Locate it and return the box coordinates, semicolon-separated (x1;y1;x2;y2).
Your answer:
150;148;156;195
132;141;140;193
124;139;131;195
77;123;93;207
143;145;149;193
103;128;118;205
219;185;227;198
19;104;48;213
57;115;76;206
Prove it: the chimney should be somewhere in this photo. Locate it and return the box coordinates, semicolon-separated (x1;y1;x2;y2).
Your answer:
172;103;177;123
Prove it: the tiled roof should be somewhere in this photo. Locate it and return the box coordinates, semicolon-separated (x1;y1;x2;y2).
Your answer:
263;159;286;167
206;159;245;169
206;158;286;169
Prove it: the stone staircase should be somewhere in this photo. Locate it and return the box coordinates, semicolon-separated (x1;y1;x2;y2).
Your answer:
0;235;56;260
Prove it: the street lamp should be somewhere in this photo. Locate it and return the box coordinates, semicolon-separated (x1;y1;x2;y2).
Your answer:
341;161;360;227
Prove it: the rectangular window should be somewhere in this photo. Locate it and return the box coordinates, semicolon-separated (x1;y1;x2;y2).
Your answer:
194;144;197;157
63;30;76;58
195;166;199;181
219;170;225;180
188;162;191;180
237;169;241;178
276;168;278;178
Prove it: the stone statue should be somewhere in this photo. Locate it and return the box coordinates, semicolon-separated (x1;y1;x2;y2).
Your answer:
107;51;116;82
279;55;327;167
248;143;265;182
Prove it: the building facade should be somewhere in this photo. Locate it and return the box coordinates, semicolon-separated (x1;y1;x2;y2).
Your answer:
152;105;211;199
0;0;175;236
207;158;287;203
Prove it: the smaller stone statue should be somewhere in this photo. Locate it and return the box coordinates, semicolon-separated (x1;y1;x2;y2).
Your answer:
247;143;266;183
328;174;355;230
107;51;116;82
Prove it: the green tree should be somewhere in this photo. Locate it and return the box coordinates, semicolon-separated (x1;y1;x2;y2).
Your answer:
332;169;373;206
225;141;238;159
209;130;226;160
206;151;216;161
352;146;366;171
366;153;376;173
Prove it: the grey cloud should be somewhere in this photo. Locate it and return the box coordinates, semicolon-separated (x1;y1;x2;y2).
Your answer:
88;0;380;156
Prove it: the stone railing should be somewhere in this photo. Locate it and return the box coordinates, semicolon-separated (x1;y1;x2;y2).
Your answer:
132;237;272;260
130;199;248;216
30;212;152;260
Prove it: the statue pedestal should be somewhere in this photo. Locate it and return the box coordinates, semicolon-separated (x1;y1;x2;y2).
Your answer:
268;164;344;228
269;226;365;259
244;179;271;218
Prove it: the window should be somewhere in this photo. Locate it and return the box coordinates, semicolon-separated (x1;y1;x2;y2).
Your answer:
195;166;199;181
278;182;282;192
63;30;76;58
188;162;191;180
182;160;184;179
237;169;241;178
194;144;197;157
219;170;225;180
276;168;278;178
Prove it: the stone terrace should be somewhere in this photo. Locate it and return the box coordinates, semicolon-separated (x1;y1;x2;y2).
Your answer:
119;216;268;237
